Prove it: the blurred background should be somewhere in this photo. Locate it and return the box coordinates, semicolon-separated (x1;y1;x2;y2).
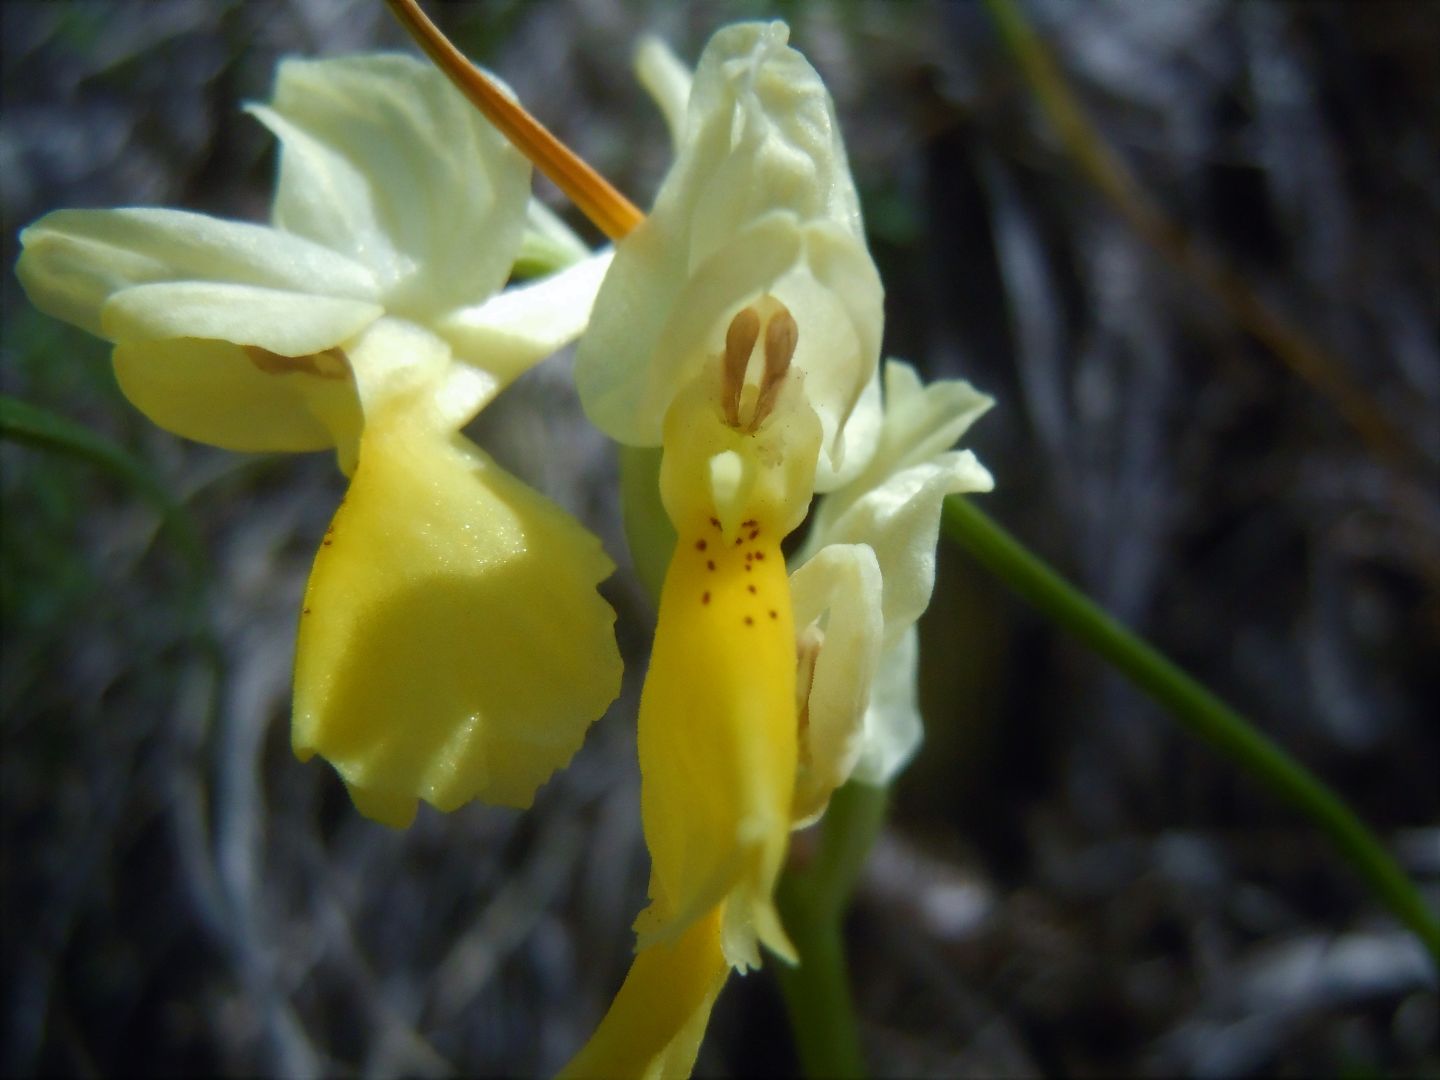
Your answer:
3;0;1438;1075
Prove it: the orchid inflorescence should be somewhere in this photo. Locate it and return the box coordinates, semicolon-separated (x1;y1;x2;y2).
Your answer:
17;11;991;1077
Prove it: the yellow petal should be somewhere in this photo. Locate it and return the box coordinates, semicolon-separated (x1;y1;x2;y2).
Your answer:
112;337;360;456
636;518;798;970
562;906;729;1080
291;381;622;824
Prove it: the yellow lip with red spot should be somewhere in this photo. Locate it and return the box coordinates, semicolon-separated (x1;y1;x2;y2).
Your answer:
634;300;820;970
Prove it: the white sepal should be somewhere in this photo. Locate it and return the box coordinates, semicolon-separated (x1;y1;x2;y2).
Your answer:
850;626;923;786
250;54;530;320
576;22;883;485
788;543;884;825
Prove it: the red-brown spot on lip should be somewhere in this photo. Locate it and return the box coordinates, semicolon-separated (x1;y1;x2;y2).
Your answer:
744;564;752;572
303;607;311;615
707;560;716;571
742;519;757;528
709;517;721;530
754;552;765;561
769;610;778;619
702;591;710;604
734;537;743;547
695;539;707;551
743;616;754;626
749;529;759;540
747;584;757;594
322;539;333;546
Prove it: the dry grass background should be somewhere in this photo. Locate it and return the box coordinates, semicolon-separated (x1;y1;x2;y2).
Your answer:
2;1;1438;1075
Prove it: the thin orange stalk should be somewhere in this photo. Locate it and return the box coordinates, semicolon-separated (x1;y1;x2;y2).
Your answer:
385;0;644;241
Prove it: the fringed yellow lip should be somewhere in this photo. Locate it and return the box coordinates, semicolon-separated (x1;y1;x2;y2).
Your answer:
386;0;645;241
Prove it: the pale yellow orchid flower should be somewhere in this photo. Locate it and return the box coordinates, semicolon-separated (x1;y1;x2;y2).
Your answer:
559;21;887;1076
16;53;622;828
562;23;995;1075
576;18;883;963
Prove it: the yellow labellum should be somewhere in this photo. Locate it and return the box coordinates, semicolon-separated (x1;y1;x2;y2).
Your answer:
636;506;798;968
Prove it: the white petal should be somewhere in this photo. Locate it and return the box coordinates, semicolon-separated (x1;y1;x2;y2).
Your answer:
804;359;995;646
575;21;882;478
16;207;377;340
810;451;992;651
250;54;529;319
635;35;693;150
436;250;614;387
838;361;995;510
788;543;884;824
849;626;923;785
101;281;381;356
577;211;802;446
820;367;883;493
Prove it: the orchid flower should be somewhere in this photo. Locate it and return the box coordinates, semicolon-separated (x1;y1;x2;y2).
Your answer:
552;20;995;1073
15;53;623;828
559;22;891;1076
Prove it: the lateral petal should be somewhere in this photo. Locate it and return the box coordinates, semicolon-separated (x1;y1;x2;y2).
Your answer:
813;452;992;652
787;543;884;825
824;360;994;523
436;250;614;386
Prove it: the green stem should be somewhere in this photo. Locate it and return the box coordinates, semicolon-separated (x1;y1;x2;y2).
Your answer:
775;782;888;1079
618;444;675;606
942;496;1440;964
